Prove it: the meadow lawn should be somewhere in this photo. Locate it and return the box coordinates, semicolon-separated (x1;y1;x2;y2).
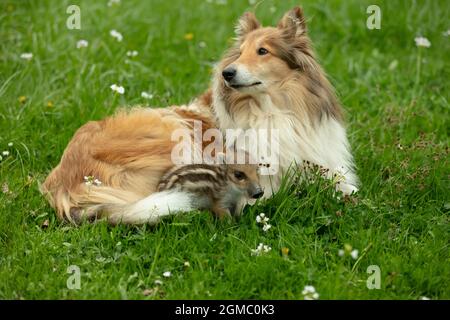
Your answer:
0;0;448;299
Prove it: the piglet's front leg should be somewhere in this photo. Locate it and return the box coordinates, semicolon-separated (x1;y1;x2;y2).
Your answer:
211;204;232;220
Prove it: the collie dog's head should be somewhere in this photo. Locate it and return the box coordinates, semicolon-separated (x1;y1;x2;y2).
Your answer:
214;7;342;123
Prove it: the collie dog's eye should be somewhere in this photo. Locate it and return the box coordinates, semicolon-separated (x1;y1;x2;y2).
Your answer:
257;48;269;55
234;171;246;180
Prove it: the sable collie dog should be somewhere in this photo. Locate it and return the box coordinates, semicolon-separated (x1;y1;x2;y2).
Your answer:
41;7;358;225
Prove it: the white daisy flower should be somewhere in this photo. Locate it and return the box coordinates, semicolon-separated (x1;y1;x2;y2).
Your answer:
163;271;171;278
141;92;154;99
154;279;163;285
302;285;315;294
20;53;33;60
414;36;431;48
84;176;93;186
2;151;10;157
256;213;266;223
110;84;125;94
256;213;272;232
302;285;319;300
84;175;101;186
251;243;263;256
184;261;190;267
76;40;89;48
107;0;121;7
126;50;138;57
110;29;123;42
251;243;271;256
338;244;360;259
7;142;13;147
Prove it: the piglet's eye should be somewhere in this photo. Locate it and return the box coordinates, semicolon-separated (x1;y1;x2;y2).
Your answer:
234;171;246;180
257;47;269;55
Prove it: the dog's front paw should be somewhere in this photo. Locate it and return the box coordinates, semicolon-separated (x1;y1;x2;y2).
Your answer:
336;183;359;196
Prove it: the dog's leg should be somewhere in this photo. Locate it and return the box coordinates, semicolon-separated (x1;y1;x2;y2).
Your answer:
332;168;359;196
336;182;359;195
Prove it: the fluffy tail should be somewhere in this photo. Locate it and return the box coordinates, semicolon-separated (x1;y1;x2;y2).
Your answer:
89;190;197;225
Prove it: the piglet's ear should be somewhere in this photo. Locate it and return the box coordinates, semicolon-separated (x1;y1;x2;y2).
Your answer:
277;6;306;37
235;12;260;37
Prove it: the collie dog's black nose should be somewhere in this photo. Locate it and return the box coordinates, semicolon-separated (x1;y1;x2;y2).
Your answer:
222;68;236;81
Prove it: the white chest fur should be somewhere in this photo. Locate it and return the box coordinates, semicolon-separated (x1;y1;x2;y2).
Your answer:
213;92;358;196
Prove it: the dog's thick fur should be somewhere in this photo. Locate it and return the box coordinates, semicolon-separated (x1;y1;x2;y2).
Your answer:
41;7;358;225
213;8;358;196
41;100;215;224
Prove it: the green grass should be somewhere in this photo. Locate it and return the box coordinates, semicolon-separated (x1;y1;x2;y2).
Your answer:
0;0;449;300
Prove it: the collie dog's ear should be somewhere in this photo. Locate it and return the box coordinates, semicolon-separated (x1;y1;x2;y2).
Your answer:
277;6;306;37
235;12;260;37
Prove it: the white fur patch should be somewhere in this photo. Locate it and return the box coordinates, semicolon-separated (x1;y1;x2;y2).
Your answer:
112;190;196;225
213;76;359;197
